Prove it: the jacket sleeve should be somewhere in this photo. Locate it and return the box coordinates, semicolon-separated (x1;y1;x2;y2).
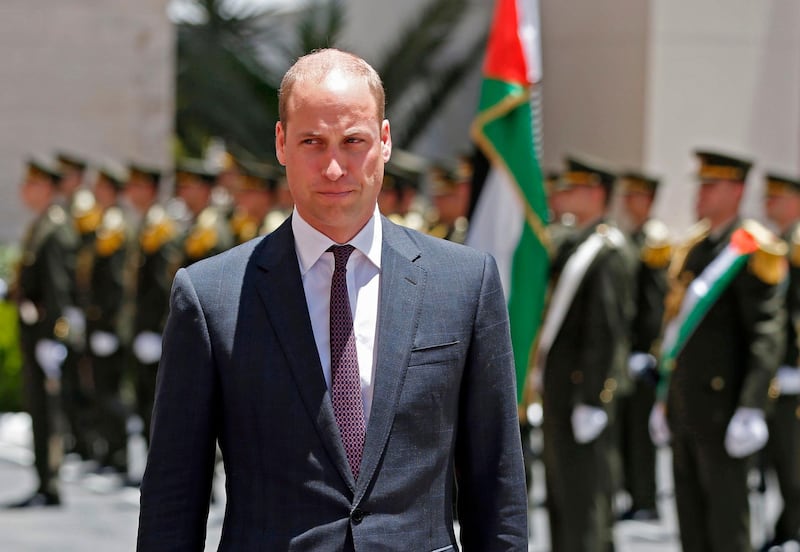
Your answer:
137;268;219;552
737;267;786;409
455;253;529;551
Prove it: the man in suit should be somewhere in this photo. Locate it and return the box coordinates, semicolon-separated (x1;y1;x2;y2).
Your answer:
137;48;528;551
650;150;786;552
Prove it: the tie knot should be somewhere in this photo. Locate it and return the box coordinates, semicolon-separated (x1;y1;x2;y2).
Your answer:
328;244;355;270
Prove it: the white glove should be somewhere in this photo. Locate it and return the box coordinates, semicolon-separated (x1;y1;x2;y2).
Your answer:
777;366;800;395
35;339;67;380
724;407;768;458
133;331;163;365
89;331;120;357
62;306;86;337
571;404;608;444
0;278;7;300
628;352;657;379
649;402;671;447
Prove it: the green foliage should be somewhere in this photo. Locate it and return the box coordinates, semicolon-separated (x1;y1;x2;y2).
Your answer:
0;243;23;412
174;0;484;159
0;301;23;412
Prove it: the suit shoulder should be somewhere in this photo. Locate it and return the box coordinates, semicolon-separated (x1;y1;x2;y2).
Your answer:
396;222;488;265
185;236;262;286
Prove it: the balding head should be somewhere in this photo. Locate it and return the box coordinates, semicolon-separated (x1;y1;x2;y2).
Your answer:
278;48;385;126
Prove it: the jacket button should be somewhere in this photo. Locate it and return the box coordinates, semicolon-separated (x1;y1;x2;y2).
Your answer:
710;376;725;391
351;508;366;524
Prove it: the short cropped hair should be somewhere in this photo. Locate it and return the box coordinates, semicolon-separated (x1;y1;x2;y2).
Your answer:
278;48;386;125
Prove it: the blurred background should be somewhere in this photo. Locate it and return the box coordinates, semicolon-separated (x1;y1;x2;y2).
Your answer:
1;0;798;245
0;1;798;549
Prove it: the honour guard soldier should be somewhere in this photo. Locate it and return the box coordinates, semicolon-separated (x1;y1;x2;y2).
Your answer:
174;160;234;267
617;171;670;521
650;150;786;552
229;161;280;244
537;156;635;551
56;152;88;210
57;154;97;461
426;160;470;244
8;158;79;507
761;172;800;548
378;150;426;231
125;164;180;447
85;162;134;475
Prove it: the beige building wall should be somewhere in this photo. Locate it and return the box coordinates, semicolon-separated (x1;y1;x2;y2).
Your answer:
539;0;650;171
0;0;174;243
645;0;800;233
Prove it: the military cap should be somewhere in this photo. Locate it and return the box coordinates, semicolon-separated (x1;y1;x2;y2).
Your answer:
56;152;88;173
95;161;129;191
544;170;560;196
175;159;217;187
559;155;616;197
25;156;62;183
694;149;752;183
384;150;427;192
236;160;280;192
619;170;660;196
128;162;162;186
764;172;800;197
429;157;469;197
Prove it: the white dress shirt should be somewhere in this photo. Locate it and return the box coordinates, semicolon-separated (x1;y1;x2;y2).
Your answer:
292;206;382;423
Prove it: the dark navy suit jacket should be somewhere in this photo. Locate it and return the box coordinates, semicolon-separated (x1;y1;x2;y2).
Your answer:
136;216;528;551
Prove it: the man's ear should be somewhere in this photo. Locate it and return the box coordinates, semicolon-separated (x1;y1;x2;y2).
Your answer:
275;121;286;166
381;119;392;163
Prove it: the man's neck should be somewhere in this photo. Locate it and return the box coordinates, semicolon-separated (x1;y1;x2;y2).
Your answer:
708;213;738;234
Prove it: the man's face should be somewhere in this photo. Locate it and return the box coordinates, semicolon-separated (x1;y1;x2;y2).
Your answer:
176;177;211;216
20;175;54;213
622;191;653;228
125;176;157;213
695;179;742;223
275;69;391;243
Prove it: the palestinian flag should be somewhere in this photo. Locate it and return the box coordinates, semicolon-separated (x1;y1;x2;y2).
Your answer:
467;0;549;404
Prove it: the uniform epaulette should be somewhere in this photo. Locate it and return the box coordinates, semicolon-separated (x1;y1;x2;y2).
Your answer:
742;219;788;285
595;223;626;248
790;224;800;267
230;211;258;243
46;204;67;226
641;219;672;269
72;189;102;235
185;207;220;259
667;219;711;280
95;207;126;257
141;205;176;254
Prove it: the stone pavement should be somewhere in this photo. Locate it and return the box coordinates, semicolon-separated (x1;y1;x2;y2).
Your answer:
0;412;785;551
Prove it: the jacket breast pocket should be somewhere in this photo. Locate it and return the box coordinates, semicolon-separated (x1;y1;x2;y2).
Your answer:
408;339;462;367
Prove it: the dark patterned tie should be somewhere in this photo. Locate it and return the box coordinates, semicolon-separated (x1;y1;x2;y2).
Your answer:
328;245;366;478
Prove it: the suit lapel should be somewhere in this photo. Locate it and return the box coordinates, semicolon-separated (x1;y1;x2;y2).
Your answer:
355;219;425;500
253;218;356;490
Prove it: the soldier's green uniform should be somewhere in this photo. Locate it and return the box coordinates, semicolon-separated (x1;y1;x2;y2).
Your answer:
616;172;670;520
13;159;79;506
85;166;134;474
540;159;634;552
661;152;786;552
762;173;800;547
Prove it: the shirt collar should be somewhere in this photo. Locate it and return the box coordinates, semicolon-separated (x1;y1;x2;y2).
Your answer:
292;205;382;275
